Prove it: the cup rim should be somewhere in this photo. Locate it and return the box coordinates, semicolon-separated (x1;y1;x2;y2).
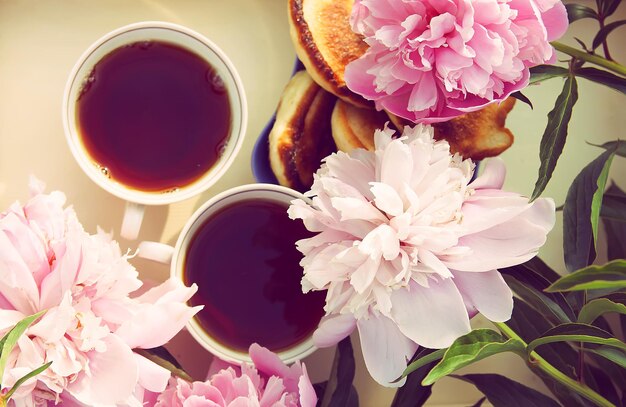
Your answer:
171;183;320;365
62;21;248;205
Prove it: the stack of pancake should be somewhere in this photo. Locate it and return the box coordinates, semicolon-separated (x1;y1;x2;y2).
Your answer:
269;0;516;192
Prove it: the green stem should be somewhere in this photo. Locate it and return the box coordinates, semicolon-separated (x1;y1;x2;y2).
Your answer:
551;42;626;77
495;322;614;407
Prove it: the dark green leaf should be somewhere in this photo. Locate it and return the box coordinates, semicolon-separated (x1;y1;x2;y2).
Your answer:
470;397;487;407
525;257;563;283
134;348;192;382
589;346;626;368
321;337;358;407
574;37;591;52
576;67;626;95
585;364;622;406
451;374;560;407
598;0;622;17
401;348;445;379
3;362;52;401
601;190;626;222
578;298;626;324
422;330;525;385
546;259;626;292
510;91;533;109
592;19;626;50
527;323;626;356
603;184;626;261
503;274;572;324
588;140;626;158
392;349;436;407
0;311;46;387
529;65;569;85
562;146;616;271
566;3;599;22
587;345;626;395
532;75;579;201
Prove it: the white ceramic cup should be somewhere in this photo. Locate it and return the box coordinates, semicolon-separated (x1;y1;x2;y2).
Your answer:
137;184;320;365
63;22;247;240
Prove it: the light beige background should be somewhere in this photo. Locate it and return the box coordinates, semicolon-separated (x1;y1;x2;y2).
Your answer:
0;1;624;406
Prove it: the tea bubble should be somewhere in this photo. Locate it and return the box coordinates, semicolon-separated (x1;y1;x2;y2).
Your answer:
206;70;226;94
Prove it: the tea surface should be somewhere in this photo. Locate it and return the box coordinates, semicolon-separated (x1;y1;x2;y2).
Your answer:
76;40;231;192
184;199;326;353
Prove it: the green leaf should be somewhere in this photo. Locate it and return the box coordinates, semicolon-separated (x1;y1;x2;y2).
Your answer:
588;140;626;158
546;259;626;292
566;3;599;22
503;274;572;324
562;146;616;271
531;75;579;201
592;19;626;50
589;346;626;368
510;91;533;109
134;349;192;383
400;348;446;379
506;299;587;406
529;65;569;85
578;298;626;324
527;323;626;356
321;337;358;407
451;374;560;407
591;153;614;245
575;68;626;95
391;349;437;407
3;362;52;401
421;330;525;386
0;311;45;387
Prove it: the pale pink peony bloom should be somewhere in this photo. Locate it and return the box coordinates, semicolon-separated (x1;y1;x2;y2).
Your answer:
345;0;568;123
0;178;201;406
155;344;316;407
288;125;555;386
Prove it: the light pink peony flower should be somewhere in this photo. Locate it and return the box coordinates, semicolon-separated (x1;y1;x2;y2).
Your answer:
155;344;316;407
0;178;201;406
288;125;555;386
344;0;568;123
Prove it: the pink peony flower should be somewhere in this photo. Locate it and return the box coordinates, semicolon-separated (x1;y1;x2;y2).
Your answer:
344;0;568;123
155;344;316;407
288;125;555;386
0;178;201;406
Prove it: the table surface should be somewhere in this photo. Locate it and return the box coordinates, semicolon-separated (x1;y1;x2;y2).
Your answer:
1;1;624;406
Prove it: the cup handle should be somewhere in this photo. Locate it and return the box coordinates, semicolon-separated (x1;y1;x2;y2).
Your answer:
121;202;145;240
137;241;176;264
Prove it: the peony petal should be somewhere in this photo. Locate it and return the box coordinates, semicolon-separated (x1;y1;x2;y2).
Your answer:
68;334;138;405
469;158;506;190
390;279;471;348
298;365;317;407
115;302;202;349
135;353;171;393
357;312;418;387
312;313;357;348
452;270;513;322
370;182;405;217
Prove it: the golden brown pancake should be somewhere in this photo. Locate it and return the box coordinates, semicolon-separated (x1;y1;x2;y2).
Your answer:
288;0;370;107
269;70;337;191
331;100;389;152
385;98;516;160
